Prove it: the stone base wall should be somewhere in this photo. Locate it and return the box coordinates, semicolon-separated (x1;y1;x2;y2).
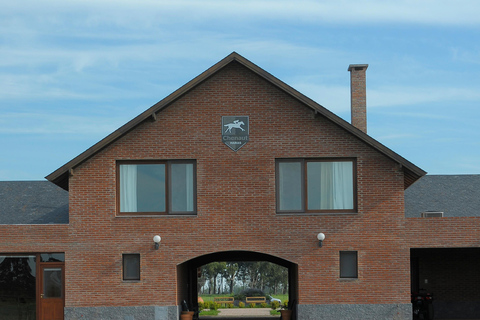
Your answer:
64;306;178;320
297;303;412;320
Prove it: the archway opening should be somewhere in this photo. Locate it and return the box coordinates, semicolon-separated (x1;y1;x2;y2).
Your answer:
177;251;298;319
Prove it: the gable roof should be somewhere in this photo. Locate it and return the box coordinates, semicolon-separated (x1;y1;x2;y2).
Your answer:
46;52;426;190
405;175;480;217
0;181;68;224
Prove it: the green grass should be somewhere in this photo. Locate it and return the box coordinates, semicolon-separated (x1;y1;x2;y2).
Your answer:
199;293;288;301
199;310;219;316
199;294;233;302
272;294;288;303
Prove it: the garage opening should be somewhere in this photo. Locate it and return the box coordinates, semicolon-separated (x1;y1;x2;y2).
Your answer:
411;248;480;319
177;251;298;319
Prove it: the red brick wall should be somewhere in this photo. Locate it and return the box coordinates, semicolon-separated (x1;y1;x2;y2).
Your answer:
1;61;412;308
407;217;480;248
0;225;68;253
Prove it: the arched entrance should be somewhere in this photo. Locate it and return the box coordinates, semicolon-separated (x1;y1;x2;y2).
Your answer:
177;251;298;319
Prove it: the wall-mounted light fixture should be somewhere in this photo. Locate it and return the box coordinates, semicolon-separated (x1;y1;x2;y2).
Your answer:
153;235;161;250
317;233;325;247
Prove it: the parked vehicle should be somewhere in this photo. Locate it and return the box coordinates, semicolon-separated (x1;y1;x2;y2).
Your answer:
267;295;281;304
411;289;434;320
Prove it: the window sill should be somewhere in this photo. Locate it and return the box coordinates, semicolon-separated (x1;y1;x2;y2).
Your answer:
116;214;197;218
338;277;358;282
276;212;359;216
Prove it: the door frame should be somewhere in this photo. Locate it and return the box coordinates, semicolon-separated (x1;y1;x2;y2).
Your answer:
37;261;65;320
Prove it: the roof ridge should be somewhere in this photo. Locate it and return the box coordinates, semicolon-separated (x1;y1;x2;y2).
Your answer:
46;52;425;190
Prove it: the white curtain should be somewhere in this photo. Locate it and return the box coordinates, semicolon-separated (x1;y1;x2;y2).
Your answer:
308;161;353;210
171;163;194;212
332;162;354;209
120;165;137;212
320;162;334;209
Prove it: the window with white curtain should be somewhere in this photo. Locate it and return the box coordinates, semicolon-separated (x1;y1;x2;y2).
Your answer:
118;160;196;215
276;159;356;213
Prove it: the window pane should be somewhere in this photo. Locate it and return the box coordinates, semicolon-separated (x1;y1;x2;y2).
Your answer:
137;164;165;212
123;254;140;280
120;164;165;212
307;161;354;210
0;256;36;319
40;253;65;262
43;268;62;298
340;251;358;278
170;163;194;212
278;162;302;211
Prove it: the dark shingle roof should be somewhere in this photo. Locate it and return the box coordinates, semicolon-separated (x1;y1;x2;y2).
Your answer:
405;175;480;217
0;181;68;224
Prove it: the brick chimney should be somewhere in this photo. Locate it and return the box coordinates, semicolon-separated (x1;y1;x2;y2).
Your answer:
348;64;368;133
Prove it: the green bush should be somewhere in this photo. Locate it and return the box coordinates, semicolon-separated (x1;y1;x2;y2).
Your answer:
238;301;245;308
198;302;204;311
260;302;267;308
234;288;266;301
271;301;280;310
210;302;220;311
248;303;256;308
283;300;289;309
226;303;233;308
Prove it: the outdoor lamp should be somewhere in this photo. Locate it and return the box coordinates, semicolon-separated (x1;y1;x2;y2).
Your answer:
317;233;325;247
153;235;161;250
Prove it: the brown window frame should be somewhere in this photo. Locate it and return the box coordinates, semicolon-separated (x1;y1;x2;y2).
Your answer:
122;253;140;281
276;158;357;214
116;160;197;216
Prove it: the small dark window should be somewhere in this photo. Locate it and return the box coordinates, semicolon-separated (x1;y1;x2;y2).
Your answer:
340;251;358;278
123;254;140;281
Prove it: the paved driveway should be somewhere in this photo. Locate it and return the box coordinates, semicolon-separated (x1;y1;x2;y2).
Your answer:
201;307;277;318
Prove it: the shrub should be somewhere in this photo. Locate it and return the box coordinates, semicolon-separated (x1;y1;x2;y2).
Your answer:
210;303;220;311
226;303;233;308
198;302;204;311
283;300;289;309
271;301;280;310
234;288;266;301
238;301;245;308
260;302;267;308
248;303;256;308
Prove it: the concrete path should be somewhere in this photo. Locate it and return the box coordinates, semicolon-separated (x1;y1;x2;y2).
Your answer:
201;307;278;318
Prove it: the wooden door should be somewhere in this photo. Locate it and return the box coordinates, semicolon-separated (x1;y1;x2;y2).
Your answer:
39;263;64;320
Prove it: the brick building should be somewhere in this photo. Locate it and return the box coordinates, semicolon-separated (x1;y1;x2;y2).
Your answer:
1;52;479;320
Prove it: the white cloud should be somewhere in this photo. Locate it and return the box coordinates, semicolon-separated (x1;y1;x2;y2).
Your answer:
290;82;480;114
0;112;125;135
3;0;480;28
369;86;480;108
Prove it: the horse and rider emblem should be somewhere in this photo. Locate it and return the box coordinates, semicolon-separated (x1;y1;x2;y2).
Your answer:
222;116;249;151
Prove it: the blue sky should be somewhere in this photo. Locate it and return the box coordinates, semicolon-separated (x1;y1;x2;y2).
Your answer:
1;0;479;180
